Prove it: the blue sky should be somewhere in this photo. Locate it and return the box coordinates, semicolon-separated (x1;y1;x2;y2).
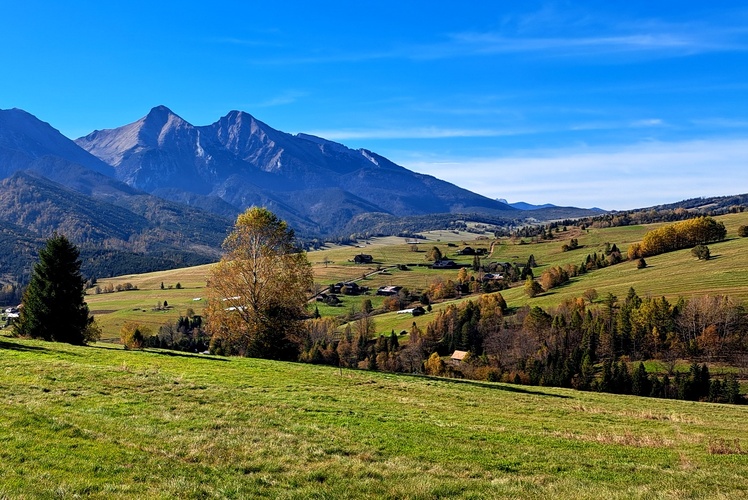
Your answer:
2;1;747;210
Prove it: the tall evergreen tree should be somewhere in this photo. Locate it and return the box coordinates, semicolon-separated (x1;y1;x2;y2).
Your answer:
472;255;481;272
15;234;92;345
632;362;652;396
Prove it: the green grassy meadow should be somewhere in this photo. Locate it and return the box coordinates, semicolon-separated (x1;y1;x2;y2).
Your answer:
84;230;493;340
81;212;748;341
2;334;748;499
84;265;213;339
503;214;748;310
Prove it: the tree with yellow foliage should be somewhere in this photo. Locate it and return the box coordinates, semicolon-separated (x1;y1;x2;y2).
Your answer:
628;216;726;258
456;267;470;284
205;208;314;359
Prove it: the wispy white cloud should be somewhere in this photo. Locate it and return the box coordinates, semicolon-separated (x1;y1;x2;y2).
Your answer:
487;6;748;58
303;126;534;140
249;28;742;65
242;9;748;66
430;32;726;59
400;138;748;210
255;90;309;108
306;117;668;141
630;118;665;127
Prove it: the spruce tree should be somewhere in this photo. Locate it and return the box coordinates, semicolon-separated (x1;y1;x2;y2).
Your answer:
724;373;741;404
15;234;92;345
632;362;651;396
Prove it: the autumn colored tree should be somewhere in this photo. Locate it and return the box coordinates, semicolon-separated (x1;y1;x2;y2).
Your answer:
382;296;401;311
633;216;726;258
583;288;598;303
120;322;152;350
524;277;543;298
424;352;447;376
456;267;470;284
206;207;314;359
540;266;570;291
426;246;443;262
428;277;458;300
399;323;425;372
336;327;355;368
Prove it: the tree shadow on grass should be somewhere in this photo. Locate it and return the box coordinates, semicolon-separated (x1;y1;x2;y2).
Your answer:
145;349;231;362
88;344;230;362
0;339;54;353
399;372;571;399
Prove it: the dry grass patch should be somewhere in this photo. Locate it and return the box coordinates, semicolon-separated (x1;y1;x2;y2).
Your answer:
708;438;746;455
549;430;675;448
569;404;702;424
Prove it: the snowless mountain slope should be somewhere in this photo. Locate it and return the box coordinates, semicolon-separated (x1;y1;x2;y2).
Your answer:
75;106;517;230
0;108;114;178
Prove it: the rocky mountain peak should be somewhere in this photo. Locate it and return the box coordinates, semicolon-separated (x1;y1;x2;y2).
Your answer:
209;110;277;159
73;105;522;230
138;105;192;147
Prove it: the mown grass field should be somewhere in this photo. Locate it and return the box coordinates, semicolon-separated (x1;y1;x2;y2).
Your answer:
2;334;748;499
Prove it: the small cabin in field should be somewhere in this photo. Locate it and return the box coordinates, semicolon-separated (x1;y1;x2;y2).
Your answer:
377;285;402;296
481;273;504;282
432;259;456;269
330;282;368;295
353;254;373;264
451;350;469;363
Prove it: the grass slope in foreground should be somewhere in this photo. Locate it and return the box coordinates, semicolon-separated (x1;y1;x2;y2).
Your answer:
1;336;748;499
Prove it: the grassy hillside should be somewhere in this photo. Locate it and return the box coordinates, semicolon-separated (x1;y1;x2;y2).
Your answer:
84;229;495;340
81;213;748;341
1;335;748;498
334;213;748;336
502;212;748;309
84;264;213;339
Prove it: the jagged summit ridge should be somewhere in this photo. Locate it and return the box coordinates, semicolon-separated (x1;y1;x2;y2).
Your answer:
76;105;195;167
0;105;608;238
209;110;284;172
74;106;516;231
139;105;193;148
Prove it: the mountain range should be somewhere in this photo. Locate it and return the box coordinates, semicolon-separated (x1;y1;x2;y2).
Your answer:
74;106;532;234
0;105;604;288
